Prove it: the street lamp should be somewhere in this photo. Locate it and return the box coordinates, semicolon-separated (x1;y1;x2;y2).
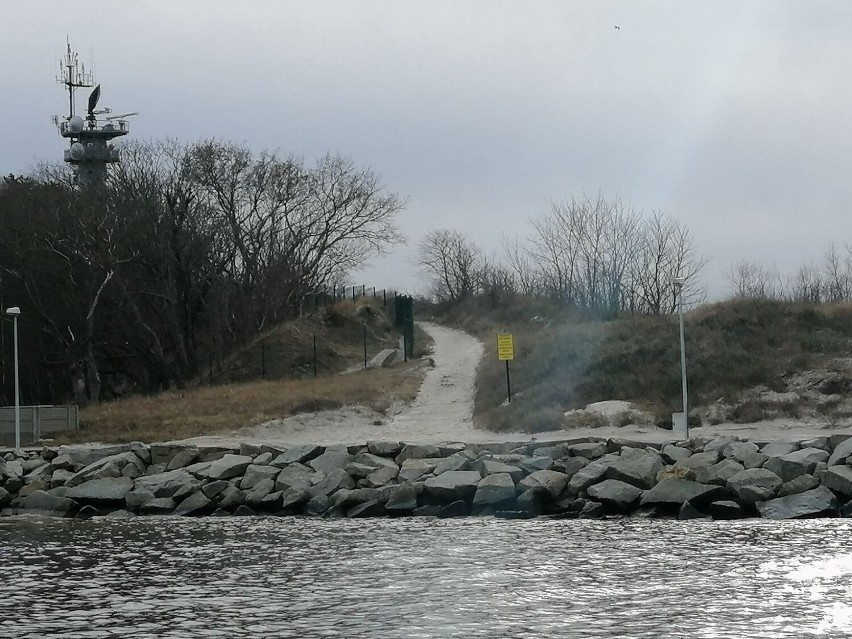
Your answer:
671;279;688;438
5;307;20;450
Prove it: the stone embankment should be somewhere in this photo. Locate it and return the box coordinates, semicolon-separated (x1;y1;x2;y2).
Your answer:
3;434;852;520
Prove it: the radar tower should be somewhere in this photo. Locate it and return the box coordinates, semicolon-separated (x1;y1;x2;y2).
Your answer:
53;40;136;190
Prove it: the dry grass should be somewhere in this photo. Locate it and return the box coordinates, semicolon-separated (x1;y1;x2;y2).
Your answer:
57;362;426;444
431;294;852;433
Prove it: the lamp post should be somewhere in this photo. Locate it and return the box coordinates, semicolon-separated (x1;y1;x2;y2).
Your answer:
672;279;688;438
5;307;21;450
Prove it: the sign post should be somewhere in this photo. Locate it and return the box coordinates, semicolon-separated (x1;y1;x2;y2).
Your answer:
496;333;514;403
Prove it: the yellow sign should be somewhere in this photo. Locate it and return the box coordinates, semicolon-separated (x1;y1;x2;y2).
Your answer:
497;333;514;361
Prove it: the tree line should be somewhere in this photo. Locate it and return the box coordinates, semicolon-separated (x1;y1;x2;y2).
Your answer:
418;194;707;316
0;140;404;406
728;245;852;304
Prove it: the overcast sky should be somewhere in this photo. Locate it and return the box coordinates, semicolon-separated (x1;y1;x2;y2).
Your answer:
3;2;852;298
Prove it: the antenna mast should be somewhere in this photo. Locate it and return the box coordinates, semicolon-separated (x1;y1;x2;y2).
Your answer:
56;38;93;118
53;40;136;190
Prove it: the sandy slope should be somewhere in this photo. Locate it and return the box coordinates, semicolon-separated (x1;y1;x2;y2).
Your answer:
179;322;497;447
177;322;852;448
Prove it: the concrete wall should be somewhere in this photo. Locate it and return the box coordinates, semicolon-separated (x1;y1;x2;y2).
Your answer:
0;405;79;446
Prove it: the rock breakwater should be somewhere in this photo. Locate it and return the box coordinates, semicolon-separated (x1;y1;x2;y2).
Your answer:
3;434;852;520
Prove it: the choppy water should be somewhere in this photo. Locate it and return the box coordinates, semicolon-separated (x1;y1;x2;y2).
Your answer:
1;516;851;638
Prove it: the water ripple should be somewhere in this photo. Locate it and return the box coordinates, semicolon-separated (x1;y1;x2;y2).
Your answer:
0;517;850;638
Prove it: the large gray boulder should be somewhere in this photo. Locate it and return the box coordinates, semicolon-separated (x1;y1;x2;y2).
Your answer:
727;468;783;504
20;490;77;517
207;454;253;480
756;486;838;519
139;497;177;515
568;462;611;494
385;482;418;511
694;459;745;486
66;477;133;504
329;487;382;510
640;479;726;508
661;444;691;464
473;473;516;507
721;441;759;464
280;487;309;510
366;440;402;457
763;456;812;484
309;450;353;475
1;459;23;479
239;464;280;490
587;479;642;511
707;500;744;520
761;441;800;457
605;453;663;490
519;457;554;473
361;466;399;488
742;452;769;469
423;471;481;502
781;447;830;469
475;459;525;483
674;451;719;471
347;500;385;518
311;469;355;496
822;465;852;497
271;445;323;466
566;442;607;459
518;470;569;499
777;474;820;497
217;486;245;510
134;469;202;498
395;444;441;465
554;457;591;478
274;463;314;491
398;459;436;482
434;453;471;475
244;479;276;506
353;452;398;470
125;489;157;512
66;451;146;487
165;447;199;471
174;491;213;516
828;438;852;466
59;444;145;468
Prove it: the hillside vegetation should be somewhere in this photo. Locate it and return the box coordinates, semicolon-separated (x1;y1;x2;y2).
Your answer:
66;297;427;443
429;295;852;433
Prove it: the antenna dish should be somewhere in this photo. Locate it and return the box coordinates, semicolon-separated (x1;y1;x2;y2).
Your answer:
68;115;84;134
69;142;85;161
87;84;101;115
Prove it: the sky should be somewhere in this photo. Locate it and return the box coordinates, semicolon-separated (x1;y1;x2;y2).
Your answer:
2;1;852;298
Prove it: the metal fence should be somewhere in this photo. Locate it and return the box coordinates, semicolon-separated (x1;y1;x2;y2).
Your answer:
0;405;79;446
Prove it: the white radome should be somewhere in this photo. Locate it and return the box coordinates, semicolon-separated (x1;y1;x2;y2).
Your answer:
68;115;84;134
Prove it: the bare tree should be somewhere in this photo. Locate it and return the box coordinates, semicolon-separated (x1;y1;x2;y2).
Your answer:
418;230;483;301
727;259;784;300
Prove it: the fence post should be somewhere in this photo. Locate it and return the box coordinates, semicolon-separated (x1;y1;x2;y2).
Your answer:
261;342;266;378
363;324;368;369
313;334;317;378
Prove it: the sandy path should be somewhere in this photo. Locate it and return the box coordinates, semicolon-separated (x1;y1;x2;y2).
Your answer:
178;322;496;447
175;321;852;449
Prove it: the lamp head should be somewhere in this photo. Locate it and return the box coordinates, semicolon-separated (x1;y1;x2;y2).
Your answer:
5;307;21;317
672;277;686;289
